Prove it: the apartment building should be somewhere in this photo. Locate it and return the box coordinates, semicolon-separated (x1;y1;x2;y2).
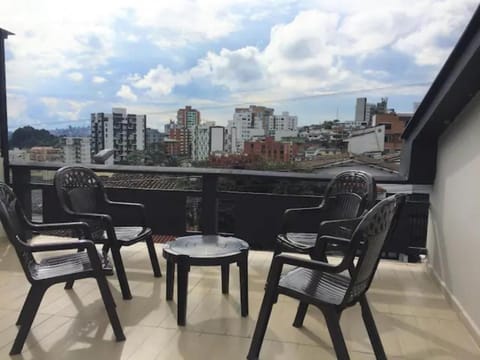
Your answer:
61;137;91;164
29;147;63;162
373;112;411;152
243;137;299;162
191;123;225;161
91;107;146;163
177;106;200;129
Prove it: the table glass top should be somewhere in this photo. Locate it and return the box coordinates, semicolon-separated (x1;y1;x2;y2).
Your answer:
164;235;249;257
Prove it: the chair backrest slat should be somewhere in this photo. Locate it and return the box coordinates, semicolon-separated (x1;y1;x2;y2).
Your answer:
323;170;376;219
0;183;37;280
55;166;105;214
343;194;404;304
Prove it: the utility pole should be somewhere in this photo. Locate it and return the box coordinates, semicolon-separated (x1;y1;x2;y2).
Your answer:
0;28;13;184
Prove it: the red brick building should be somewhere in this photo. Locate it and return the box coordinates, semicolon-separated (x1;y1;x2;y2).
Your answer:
177;106;200;128
374;112;411;152
243;137;298;162
168;128;190;156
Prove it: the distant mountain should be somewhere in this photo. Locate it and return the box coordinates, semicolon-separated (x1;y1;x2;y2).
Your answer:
49;126;90;137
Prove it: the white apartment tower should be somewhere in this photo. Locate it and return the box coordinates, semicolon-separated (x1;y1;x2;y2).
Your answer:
62;137;91;164
267;111;298;140
191;122;225;161
227;106;271;153
91;107;146;164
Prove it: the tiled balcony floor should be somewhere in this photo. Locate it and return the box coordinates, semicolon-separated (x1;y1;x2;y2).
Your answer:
0;237;479;359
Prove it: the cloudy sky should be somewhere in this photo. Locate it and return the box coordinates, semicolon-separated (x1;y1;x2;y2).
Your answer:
1;0;478;130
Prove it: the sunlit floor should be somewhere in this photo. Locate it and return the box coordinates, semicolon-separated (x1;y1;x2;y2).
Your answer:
0;236;479;360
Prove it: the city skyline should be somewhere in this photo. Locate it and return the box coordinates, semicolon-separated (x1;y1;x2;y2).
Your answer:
2;0;478;130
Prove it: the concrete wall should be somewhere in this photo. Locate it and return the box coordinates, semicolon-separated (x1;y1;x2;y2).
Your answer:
347;125;385;154
427;92;480;340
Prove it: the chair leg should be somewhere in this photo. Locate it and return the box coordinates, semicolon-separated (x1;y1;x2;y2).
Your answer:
293;302;308;328
177;257;190;326
360;295;387;360
146;235;162;277
16;287;36;326
221;264;229;294
96;275;126;342
166;259;175;301
64;280;75;289
247;283;277;359
10;286;46;355
238;250;249;317
110;246;132;300
322;307;350;360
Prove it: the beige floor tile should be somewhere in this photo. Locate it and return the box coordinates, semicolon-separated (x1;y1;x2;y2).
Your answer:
0;245;477;359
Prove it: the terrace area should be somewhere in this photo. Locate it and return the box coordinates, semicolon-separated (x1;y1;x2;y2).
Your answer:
2;4;480;360
0;236;478;359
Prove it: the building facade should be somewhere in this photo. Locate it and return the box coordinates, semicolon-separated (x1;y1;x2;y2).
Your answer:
346;126;385;155
243;137;299;162
29;147;63;162
61;137;91;164
177;106;200;129
373;112;410;152
91;108;146;164
227;106;296;154
267;111;298;136
191;123;225;161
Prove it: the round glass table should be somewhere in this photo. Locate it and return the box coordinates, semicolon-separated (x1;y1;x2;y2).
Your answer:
162;235;249;325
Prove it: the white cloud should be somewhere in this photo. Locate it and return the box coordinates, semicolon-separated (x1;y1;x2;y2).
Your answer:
7;93;28;118
92;76;107;84
68;72;84;81
133;65;188;96
41;97;92;121
191;47;267;90
2;0;478;127
116;85;138;101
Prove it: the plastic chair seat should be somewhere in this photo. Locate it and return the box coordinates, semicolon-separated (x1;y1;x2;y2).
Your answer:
93;226;152;245
31;251;94;280
279;267;350;306
277;233;317;251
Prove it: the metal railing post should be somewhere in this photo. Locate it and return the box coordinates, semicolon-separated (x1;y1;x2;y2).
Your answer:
11;166;31;219
201;174;218;234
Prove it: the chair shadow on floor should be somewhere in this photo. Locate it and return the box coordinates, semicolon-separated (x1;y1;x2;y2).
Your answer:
21;271;163;359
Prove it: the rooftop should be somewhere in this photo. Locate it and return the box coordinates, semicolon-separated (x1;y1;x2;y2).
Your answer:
0;235;478;359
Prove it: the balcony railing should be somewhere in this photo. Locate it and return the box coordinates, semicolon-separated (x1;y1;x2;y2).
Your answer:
9;161;429;258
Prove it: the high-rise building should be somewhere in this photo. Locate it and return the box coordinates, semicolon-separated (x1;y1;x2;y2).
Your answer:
191;122;225;161
167;106;202;157
267;111;298;139
164;119;176;134
61;137;91;164
355;97;388;126
227;105;278;153
354;97;367;124
177;106;200;128
91;107;146;164
146;128;165;152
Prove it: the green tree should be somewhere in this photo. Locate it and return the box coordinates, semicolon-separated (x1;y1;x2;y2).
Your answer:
10;126;59;149
125;150;146;165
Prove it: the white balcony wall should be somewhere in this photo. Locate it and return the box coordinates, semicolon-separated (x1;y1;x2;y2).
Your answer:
427;91;480;342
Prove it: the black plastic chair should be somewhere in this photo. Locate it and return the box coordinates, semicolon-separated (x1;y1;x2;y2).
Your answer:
0;183;125;355
276;170;376;258
54;166;161;300
248;194;404;360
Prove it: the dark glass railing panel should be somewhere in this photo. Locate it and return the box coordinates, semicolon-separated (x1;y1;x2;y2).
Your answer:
10;161;428;257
